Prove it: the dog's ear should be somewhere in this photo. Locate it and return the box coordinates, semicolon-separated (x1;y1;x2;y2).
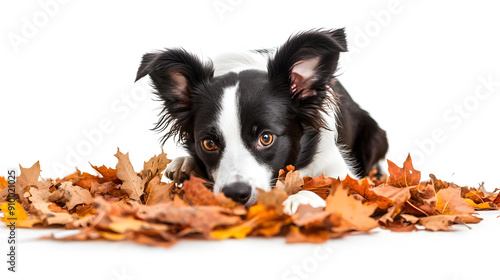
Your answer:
267;29;347;129
135;49;214;144
268;28;347;99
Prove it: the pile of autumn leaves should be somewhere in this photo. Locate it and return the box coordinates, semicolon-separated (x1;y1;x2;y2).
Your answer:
1;149;499;246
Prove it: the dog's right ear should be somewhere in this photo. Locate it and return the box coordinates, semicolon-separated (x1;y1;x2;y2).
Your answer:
135;49;214;144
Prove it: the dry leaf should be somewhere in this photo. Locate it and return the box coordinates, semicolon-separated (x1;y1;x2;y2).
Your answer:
325;186;378;232
115;148;144;201
387;154;421;188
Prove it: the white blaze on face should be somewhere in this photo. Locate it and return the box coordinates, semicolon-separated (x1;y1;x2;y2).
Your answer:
212;83;273;205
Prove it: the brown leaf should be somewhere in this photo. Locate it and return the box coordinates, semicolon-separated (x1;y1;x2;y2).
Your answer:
286;225;331;243
141;150;171;185
292;204;330;227
275;168;304;195
387;154;421;188
133;202;241;237
15;161;41;204
418;215;457;231
48;182;93;210
302;174;337;199
115;148;144;201
403;184;437;217
372;184;411;223
144;176;174;205
380;220;418;232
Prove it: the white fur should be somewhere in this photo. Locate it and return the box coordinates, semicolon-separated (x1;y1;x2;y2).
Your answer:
282;190;327;215
211;83;273;206
213;51;270;77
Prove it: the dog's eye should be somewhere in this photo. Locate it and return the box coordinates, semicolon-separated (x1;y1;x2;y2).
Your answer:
202;139;217;151
259;133;274;146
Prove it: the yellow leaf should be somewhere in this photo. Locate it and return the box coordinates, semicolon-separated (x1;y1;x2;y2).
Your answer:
465;198;498;210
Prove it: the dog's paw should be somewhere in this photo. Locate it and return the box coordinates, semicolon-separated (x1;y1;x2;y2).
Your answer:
165;156;198;184
282;190;326;215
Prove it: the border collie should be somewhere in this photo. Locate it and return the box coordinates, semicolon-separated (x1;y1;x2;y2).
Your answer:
135;29;388;214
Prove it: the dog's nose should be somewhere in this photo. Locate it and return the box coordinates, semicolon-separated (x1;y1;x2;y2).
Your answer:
222;183;252;204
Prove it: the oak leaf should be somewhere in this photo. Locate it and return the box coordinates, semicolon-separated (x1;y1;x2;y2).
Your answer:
141;150;171;185
115;148;144;201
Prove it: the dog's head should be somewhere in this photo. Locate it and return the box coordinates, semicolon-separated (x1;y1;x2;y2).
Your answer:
136;29;347;206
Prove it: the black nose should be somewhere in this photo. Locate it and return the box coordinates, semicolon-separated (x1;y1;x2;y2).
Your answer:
222;183;252;204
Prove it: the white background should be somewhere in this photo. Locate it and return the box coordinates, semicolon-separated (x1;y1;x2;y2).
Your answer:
1;0;500;280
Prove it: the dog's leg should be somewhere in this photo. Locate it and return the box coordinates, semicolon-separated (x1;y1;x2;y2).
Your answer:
282;190;327;215
165;156;199;184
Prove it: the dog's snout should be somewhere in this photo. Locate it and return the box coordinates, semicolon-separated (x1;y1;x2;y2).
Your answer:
222;183;251;204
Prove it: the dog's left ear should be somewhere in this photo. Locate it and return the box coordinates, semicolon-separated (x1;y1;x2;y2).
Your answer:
268;29;347;100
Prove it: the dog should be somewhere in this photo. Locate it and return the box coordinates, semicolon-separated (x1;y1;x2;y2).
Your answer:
135;28;388;214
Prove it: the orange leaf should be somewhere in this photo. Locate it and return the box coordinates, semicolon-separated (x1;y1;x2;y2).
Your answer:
325;186;378;232
0;176;7;190
436;187;475;215
183;176;219;206
387;154;421;188
302;174;338;199
90;164;118;181
342;175;394;210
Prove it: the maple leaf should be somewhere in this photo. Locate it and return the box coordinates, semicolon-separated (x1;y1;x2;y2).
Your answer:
342;175;394;210
15;161;41;205
372;184;411;223
115;148;144;201
436;187;475;215
325;186;378;232
302;174;338;199
90;164;118;181
387;154;421;188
